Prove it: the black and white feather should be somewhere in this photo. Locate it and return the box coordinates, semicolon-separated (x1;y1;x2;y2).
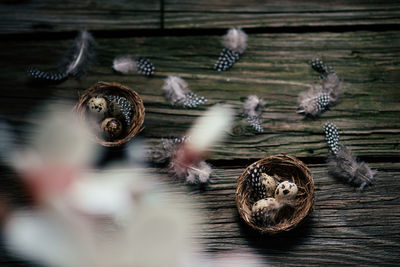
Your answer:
310;58;330;76
297;59;341;117
244;95;264;132
324;122;376;190
105;95;133;128
214;28;247;71
27;30;96;82
247;163;267;199
112;55;155;77
324;122;340;154
162;76;207;108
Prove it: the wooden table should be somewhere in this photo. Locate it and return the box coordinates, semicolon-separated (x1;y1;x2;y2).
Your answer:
0;1;399;266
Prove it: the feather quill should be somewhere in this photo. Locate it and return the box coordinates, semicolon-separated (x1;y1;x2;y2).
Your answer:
27;30;96;82
243;95;264;132
324;123;376;190
162;76;207;108
297;59;341;117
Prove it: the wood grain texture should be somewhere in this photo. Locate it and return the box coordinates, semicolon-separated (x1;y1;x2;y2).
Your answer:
0;0;160;34
1;31;398;160
164;0;400;28
152;162;400;266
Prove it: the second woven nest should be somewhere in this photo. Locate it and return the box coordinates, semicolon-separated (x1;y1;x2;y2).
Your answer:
236;155;315;234
75;81;145;147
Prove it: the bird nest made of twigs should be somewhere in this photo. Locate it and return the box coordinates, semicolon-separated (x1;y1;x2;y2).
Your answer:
235;155;315;234
75;81;145;147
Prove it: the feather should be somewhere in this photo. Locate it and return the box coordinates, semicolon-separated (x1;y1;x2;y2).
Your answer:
327;145;376;190
27;30;96;82
243;95;264;132
324;122;340;154
112;55;137;74
176;160;212;184
324;123;376;190
112;55;155;76
151;136;213;184
252;200;295;226
322;71;341;100
221;28;247;54
297;86;331;117
62;30;97;78
297;59;341;117
214;28;247;71
162;76;207;108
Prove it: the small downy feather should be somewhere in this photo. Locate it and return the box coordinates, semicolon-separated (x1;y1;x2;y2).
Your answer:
324;123;376;190
221;28;248;54
297;86;331;117
297;59;341;117
150;136;213;184
327;145;375;190
243;95;264;132
112;55;137;74
62;30;96;78
162;76;207;108
27;30;96;82
214;28;247;71
112;55;155;76
176;160;212;184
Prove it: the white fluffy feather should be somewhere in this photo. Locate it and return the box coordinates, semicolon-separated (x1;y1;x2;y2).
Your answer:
221;28;247;54
112;55;137;74
244;95;264;118
183;161;212;184
187;105;234;153
162;76;189;105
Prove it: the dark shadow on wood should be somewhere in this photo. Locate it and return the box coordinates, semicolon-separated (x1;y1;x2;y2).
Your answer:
3;23;400;41
235;210;315;252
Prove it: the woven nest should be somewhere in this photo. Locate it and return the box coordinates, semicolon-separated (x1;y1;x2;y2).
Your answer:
235;155;314;234
75;81;145;147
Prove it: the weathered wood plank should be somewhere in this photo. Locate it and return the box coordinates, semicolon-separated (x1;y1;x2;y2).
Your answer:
164;0;400;29
0;0;160;34
0;162;399;265
0;31;398;159
156;162;400;265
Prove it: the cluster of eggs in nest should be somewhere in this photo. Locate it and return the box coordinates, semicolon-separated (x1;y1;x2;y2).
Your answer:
248;166;299;227
87;95;132;141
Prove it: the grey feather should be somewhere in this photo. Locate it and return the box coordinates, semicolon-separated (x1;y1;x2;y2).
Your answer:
297;60;341;117
243;95;264;132
162;76;207;108
297;86;331;117
327;145;376;190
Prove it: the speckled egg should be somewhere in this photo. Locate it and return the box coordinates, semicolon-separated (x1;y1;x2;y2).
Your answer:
261;173;276;197
275;181;298;201
87;96;108;120
251;198;278;213
101;117;123;140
